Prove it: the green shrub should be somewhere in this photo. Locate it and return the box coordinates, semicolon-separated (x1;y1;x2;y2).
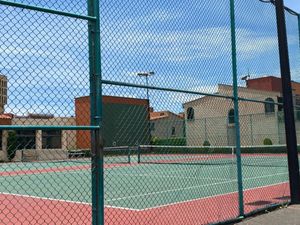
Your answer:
150;136;159;145
203;140;211;146
263;138;273;145
83;150;91;158
7;131;18;161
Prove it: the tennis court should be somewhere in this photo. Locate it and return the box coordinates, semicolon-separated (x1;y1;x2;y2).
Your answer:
0;145;291;225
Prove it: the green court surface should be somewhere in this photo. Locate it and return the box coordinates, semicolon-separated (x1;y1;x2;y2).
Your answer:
0;157;289;210
0;160;90;172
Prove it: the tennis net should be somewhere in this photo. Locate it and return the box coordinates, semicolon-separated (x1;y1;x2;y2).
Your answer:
27;146;133;165
66;146;132;164
137;145;296;167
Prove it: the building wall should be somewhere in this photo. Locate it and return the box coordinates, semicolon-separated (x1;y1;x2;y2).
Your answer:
0;116;12;161
11;117;76;151
0;117;76;161
184;84;282;146
0;75;7;114
151;114;184;139
246;76;282;93
246;76;300;96
76;96;151;148
292;82;300;96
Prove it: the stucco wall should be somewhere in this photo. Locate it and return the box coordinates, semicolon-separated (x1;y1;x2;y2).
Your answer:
183;84;284;146
151;114;184;139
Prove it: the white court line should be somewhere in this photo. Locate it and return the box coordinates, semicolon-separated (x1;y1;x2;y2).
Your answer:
0;192;144;212
109;161;237;181
0;179;289;213
0;172;290;212
133;181;290;211
109;172;230;181
105;205;141;211
0;192;91;205
106;172;288;202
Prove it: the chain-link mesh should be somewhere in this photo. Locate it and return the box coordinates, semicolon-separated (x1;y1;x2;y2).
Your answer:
0;0;299;224
0;1;92;224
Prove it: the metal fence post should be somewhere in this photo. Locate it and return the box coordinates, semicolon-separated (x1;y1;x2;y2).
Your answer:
88;0;104;224
230;0;245;217
275;0;300;204
298;15;300;48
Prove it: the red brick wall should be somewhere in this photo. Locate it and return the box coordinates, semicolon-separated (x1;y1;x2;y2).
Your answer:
0;118;11;125
246;76;282;92
292;82;300;95
246;76;300;95
75;96;90;149
0;114;13;125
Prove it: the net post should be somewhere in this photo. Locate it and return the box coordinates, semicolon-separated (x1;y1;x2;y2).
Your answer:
128;146;131;164
137;145;141;163
230;0;245;217
88;0;104;224
275;0;300;204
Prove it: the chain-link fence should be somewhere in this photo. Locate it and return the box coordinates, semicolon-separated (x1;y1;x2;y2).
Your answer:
0;0;299;224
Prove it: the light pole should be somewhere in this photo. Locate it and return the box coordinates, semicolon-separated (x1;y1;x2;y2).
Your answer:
136;71;154;145
137;71;154;100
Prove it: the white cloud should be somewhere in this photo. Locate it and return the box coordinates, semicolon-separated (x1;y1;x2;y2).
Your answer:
140;9;183;24
103;25;294;63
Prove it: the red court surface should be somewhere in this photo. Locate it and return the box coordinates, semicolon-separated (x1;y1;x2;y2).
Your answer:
0;182;289;225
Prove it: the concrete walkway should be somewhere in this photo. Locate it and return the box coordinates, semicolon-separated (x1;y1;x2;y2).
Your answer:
236;205;300;225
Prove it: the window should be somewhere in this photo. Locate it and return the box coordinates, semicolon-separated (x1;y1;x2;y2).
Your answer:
294;96;300;120
42;130;62;149
228;109;235;124
171;127;176;136
277;96;283;112
265;98;275;114
15;130;36;150
187;107;194;120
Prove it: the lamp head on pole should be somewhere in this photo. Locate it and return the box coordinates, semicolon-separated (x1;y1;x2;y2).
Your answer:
136;71;155;77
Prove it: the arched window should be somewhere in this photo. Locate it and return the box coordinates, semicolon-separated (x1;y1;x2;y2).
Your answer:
228;109;235;124
265;98;275;114
187;107;194;120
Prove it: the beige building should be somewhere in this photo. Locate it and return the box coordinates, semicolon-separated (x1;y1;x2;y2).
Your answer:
0;114;76;161
150;111;185;139
183;83;285;146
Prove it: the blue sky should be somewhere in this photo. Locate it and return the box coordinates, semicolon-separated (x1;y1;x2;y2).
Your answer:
0;0;299;116
285;0;300;12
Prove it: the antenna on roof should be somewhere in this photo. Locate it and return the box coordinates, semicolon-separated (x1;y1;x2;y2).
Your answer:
241;69;250;81
241;75;250;81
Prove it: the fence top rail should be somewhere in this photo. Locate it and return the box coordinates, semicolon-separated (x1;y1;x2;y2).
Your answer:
0;0;97;21
0;125;100;130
